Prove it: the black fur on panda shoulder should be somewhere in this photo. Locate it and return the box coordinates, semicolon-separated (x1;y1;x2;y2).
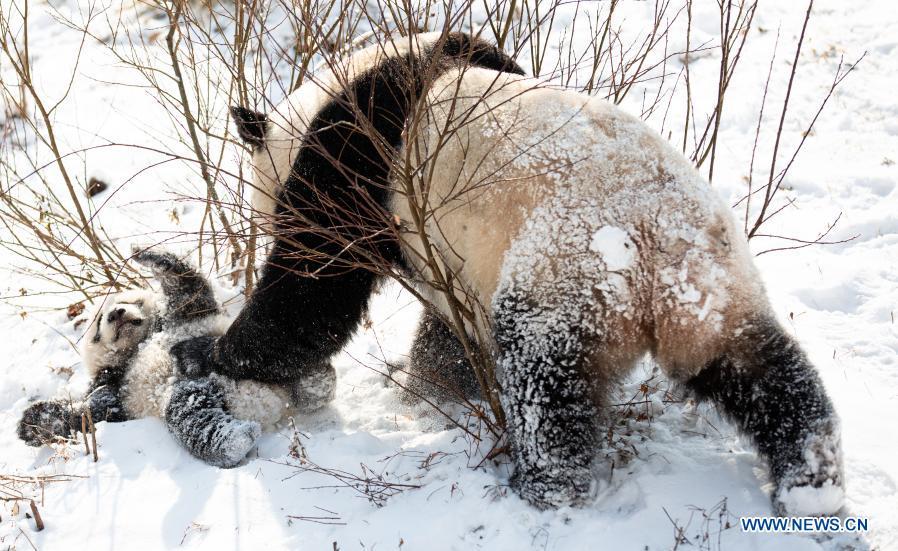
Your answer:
179;33;524;385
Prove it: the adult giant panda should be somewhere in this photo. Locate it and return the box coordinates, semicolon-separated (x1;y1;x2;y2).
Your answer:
174;32;844;515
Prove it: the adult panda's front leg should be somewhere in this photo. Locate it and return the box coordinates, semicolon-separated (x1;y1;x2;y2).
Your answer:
493;288;600;509
172;240;378;384
683;316;843;515
171;32;526;386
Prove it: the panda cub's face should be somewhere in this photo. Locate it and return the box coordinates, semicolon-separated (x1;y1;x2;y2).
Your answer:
82;289;158;372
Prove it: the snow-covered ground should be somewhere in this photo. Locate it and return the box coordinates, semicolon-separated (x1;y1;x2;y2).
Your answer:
1;0;896;549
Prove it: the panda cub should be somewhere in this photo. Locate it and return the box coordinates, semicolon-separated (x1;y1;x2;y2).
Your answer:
17;250;336;467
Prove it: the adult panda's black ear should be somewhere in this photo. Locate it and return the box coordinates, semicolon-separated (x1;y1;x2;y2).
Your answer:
230;106;268;150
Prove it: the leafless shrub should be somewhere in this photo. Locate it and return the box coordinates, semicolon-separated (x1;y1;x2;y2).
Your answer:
271;419;420;508
0;2;138;300
1;473;85;533
738;0;864;250
664;498;735;551
0;0;863;443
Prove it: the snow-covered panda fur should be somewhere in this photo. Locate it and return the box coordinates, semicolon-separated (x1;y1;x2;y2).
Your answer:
17;250;336;467
172;32;843;515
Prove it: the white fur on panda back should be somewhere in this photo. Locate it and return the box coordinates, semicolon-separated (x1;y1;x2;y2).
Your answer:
122;315;230;418
395;67;767;374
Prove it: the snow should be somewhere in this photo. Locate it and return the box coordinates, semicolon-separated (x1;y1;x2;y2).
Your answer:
1;0;896;550
777;481;846;518
589;226;636;272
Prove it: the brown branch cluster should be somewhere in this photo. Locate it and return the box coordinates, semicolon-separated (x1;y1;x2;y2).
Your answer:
0;0;863;440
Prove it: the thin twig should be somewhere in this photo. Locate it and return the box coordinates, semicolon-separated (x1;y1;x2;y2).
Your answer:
86;408;98;462
28;500;44;531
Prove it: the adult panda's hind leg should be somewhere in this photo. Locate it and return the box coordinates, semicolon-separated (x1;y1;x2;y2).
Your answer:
165;377;260;468
399;309;481;404
679;316;843;515
493;289;600;509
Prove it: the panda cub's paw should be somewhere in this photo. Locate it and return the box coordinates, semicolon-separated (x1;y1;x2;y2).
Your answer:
131;247;181;274
206;418;262;469
774;423;845;516
17;400;80;447
171;336;218;379
511;464;595;510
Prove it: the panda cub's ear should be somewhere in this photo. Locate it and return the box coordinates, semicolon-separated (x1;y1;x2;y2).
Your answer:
230;106;268;150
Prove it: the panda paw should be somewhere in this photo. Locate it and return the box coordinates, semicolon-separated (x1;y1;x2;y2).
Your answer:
209;419;261;469
166;377;261;469
17;400;80;447
171;336;218;379
510;464;594;510
773;427;844;516
131;247;181;274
